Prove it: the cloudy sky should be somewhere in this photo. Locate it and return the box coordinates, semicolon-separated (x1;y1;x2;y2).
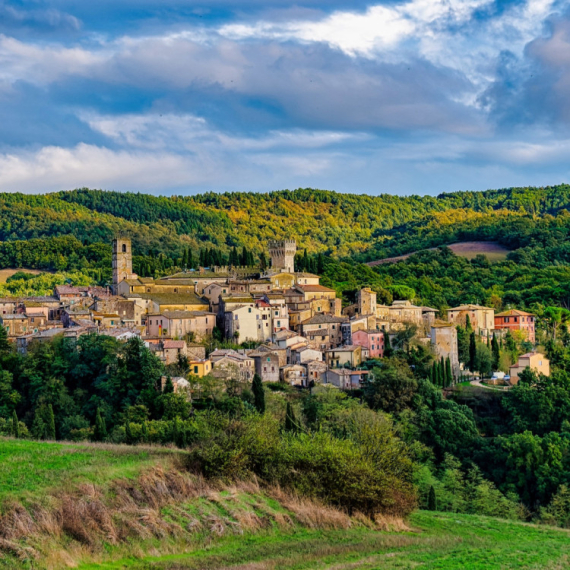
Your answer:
1;0;570;195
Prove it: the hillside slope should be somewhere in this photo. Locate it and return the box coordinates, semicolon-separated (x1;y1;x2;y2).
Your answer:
2;185;570;260
1;439;569;570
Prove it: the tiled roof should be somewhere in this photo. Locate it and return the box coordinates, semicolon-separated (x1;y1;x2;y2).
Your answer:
302;314;347;325
448;304;493;311
496;309;534;317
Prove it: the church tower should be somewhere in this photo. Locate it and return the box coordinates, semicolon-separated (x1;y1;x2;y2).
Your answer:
113;237;135;291
268;239;296;273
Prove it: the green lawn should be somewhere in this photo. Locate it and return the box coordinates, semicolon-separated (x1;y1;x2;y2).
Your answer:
0;437;178;502
77;511;570;570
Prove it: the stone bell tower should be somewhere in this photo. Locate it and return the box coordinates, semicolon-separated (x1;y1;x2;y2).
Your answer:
268;239;296;273
112;237;135;291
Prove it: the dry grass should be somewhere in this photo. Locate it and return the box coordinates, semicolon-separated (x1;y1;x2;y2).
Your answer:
367;240;510;266
0;268;44;283
0;462;397;569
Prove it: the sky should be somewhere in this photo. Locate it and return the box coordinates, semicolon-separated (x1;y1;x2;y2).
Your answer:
1;0;570;196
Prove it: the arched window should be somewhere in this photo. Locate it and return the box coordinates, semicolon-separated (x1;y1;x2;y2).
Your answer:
122;243;127;253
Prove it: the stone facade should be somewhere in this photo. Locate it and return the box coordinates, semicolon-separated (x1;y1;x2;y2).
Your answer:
268;239;296;273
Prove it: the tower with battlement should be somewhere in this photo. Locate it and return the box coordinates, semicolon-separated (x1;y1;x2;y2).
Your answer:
268;239;296;273
113;237;135;291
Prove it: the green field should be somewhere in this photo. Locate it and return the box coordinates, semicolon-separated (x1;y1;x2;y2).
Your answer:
0;438;179;502
2;438;570;570
77;512;570;570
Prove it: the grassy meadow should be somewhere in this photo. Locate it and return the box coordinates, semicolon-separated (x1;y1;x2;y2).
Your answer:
0;438;569;569
0;437;180;502
76;512;570;570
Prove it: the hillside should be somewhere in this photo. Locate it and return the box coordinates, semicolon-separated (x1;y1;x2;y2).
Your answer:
2;185;570;262
1;439;569;570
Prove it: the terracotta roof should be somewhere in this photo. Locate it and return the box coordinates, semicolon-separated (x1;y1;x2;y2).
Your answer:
496;309;535;317
295;285;336;293
448;304;493;311
302;314;347;325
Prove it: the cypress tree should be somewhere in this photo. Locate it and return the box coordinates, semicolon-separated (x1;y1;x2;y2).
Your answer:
12;410;19;439
432;363;438;386
94;408;107;441
125;421;134;445
46;404;56;440
0;323;10;355
437;359;444;386
465;314;472;333
445;357;453;387
284;402;298;433
428;485;437;511
188;249;195;269
317;253;325;274
469;332;477;372
141;420;148;443
163;376;175;394
252;374;265;414
492;334;500;370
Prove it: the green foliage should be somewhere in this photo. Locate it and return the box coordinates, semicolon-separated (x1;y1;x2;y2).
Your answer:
252;374;265;414
93;408;107;442
428;485;437;511
12;410;19;439
284;402;299;433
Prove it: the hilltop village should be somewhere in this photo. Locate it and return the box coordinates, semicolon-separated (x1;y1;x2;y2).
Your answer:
0;238;545;389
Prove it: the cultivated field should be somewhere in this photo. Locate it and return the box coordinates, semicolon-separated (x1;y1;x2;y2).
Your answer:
368;241;510;266
0;268;44;283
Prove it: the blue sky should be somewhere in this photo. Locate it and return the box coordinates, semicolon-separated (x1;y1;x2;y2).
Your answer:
1;0;569;195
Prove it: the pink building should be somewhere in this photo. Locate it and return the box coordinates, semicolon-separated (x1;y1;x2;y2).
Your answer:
352;329;384;359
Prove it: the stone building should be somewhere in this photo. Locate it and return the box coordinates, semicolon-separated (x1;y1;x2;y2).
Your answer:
112;238;136;291
268;239;296;273
300;314;347;349
447;304;495;335
430;324;459;375
509;352;549;384
495;309;536;343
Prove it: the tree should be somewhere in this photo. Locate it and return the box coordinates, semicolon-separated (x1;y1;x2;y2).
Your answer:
0;323;10;356
12;410;19;439
141;420;148;443
163;376;174;394
125;421;135;445
445;357;453;387
469;332;477;372
251;374;265;414
428;485;437;511
284;402;298;433
93;408;107;441
438;358;445;387
475;343;493;378
492;334;500;370
46;404;56;440
465;315;472;333
457;326;470;366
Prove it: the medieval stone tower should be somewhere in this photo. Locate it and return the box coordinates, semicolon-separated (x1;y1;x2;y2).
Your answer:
112;237;135;290
358;287;377;316
268;239;296;273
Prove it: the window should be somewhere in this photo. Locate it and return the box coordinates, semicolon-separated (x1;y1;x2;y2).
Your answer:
174;288;178;293
194;366;199;374
267;357;271;362
332;325;335;330
248;308;252;313
271;366;275;372
122;243;127;253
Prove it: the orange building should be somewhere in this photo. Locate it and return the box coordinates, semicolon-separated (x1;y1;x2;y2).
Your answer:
494;310;536;343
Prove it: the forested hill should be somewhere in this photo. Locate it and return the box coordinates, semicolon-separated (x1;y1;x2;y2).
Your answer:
3;185;570;262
